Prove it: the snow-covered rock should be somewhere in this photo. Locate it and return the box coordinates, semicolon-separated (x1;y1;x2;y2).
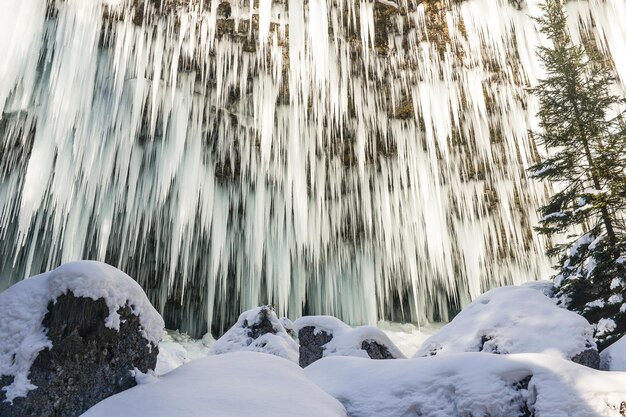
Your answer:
294;316;405;367
414;286;599;368
82;352;347;417
279;317;296;338
0;261;164;417
600;335;626;371
306;353;626;417
211;306;299;363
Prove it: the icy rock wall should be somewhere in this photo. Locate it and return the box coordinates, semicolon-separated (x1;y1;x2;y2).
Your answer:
1;0;625;336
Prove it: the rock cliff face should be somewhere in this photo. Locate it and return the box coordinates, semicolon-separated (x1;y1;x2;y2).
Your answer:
1;0;625;336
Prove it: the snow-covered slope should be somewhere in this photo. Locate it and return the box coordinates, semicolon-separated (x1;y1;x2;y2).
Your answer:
306;353;626;417
414;285;596;362
0;261;163;401
82;352;346;417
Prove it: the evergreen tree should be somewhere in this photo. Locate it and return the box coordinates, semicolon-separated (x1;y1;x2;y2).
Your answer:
530;0;626;349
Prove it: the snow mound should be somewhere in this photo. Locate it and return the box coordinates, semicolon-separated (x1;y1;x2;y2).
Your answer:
211;306;299;363
414;286;596;361
601;335;626;371
156;342;188;376
156;330;214;375
0;261;163;401
294;316;406;359
306;353;626;417
521;280;555;297
82;352;347;417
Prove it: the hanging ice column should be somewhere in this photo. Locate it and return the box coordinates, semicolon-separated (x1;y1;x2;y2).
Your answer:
1;0;625;336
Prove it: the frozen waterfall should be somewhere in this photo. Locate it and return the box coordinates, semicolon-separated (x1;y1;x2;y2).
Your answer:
1;0;625;336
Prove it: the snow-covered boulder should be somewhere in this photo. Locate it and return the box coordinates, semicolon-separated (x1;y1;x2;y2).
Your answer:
294;316;405;367
600;335;626;371
306;353;626;417
82;351;347;417
211;306;299;363
414;286;599;368
0;261;164;417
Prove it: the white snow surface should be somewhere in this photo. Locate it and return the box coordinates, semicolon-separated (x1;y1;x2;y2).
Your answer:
156;340;189;376
294;316;406;359
155;320;437;374
156;330;215;375
279;317;295;334
306;353;626;417
414;285;596;359
378;321;443;357
0;261;164;402
210;306;299;363
586;299;605;309
520;280;555;297
596;318;617;338
610;278;624;290
601;336;626;371
82;352;347;417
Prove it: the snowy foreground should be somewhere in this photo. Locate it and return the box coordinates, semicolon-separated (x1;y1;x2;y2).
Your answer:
1;262;626;416
105;292;626;417
307;354;626;417
89;335;626;417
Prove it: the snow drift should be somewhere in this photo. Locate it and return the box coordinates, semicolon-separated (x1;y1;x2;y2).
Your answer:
306;353;626;417
82;351;347;417
414;285;598;366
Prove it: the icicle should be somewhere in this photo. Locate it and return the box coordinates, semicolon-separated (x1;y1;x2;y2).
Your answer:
1;0;624;336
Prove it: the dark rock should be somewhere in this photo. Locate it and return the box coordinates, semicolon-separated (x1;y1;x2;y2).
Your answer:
361;340;395;360
298;322;403;367
571;348;600;370
0;292;159;417
211;306;299;362
511;375;534;417
217;1;231;18
245;306;276;339
298;326;333;368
